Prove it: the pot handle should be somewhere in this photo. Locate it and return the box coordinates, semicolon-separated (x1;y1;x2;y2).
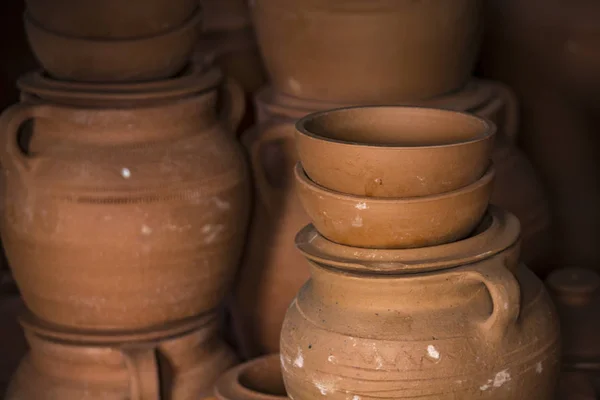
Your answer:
0;103;46;175
122;346;161;400
495;83;520;143
249;120;296;213
219;77;246;134
449;258;521;342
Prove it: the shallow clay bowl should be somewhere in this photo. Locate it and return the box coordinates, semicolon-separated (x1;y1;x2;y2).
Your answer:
295;163;495;249
296;106;495;198
25;0;198;38
24;9;201;83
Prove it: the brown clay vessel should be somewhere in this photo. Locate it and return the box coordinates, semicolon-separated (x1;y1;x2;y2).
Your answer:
214;354;287;400
252;0;482;103
281;207;560;399
295;163;494;249
5;313;237;400
24;8;201;83
0;67;250;330
296;106;495;198
201;0;252;32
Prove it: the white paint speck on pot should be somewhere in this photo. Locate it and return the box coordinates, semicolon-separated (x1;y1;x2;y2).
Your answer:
294;349;304;368
121;168;131;179
352;396;361;400
480;369;511;391
141;225;153;235
327;355;336;363
536;362;543;374
355;202;368;210
427;345;441;360
352;215;363;227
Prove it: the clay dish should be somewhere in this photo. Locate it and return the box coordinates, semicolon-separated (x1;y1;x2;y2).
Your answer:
294;163;495;248
24;8;201;83
296;106;495;198
214;354;287;400
25;0;198;39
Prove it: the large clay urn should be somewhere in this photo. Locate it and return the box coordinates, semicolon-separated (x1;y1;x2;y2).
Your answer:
6;313;237;400
231;80;551;357
281;207;561;399
0;67;250;331
252;0;482;103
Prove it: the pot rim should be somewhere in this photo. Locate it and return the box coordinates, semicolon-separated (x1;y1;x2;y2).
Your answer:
295;105;496;150
24;6;202;43
294;162;495;203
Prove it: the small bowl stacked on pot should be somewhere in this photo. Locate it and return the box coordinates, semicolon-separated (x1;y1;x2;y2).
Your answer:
294;106;496;249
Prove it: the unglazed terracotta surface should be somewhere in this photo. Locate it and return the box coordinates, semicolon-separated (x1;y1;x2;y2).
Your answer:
295;162;494;249
232;80;551;356
296;106;494;198
25;0;198;38
24;8;201;82
281;207;560;399
200;0;252;32
214;354;287;400
6;313;237;400
0;67;250;330
252;0;482;103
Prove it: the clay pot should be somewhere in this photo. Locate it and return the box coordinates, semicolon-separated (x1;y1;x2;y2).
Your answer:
201;0;252;32
25;0;198;39
297;106;494;198
5;313;237;400
557;372;597;400
214;354;287;400
546;268;600;389
24;8;201;83
281;207;561;399
295;163;494;249
252;0;482;103
0;68;250;330
232;80;550;357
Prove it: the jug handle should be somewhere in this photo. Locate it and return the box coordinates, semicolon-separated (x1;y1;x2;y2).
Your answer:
219;77;246;134
0;103;46;175
249;121;295;213
449;258;521;342
122;346;161;400
495;83;519;143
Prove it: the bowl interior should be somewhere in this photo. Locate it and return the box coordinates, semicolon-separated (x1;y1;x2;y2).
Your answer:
300;106;490;146
237;358;287;397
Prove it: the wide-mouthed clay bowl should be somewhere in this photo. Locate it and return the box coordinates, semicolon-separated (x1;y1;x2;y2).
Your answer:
296;106;495;198
294;163;495;248
25;0;198;39
24;8;201;82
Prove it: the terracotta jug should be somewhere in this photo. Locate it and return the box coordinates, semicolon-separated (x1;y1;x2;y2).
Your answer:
252;0;482;103
5;313;237;400
546;268;600;394
281;207;560;399
213;354;287;400
231;80;551;357
480;0;600;271
0;67;250;331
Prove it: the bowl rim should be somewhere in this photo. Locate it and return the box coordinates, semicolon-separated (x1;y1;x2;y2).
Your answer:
295;105;496;150
294;162;495;203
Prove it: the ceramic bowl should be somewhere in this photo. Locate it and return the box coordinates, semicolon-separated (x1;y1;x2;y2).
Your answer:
296;106;495;198
295;163;495;249
25;0;198;39
24;8;201;83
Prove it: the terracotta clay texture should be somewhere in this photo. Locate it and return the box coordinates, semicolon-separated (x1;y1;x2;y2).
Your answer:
0;67;250;330
295;162;494;249
6;313;237;400
201;0;252;32
214;354;287;400
546;268;600;393
281;207;561;399
24;8;201;83
232;80;551;357
25;0;198;38
296;106;494;198
252;0;482;103
480;0;600;271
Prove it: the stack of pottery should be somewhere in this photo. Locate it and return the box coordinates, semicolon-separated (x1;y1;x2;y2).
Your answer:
279;106;560;399
232;0;551;357
0;1;250;399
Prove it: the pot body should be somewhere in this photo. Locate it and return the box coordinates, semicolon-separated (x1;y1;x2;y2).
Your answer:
232;80;550;356
5;314;237;400
0;70;250;330
252;0;482;103
280;209;560;399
